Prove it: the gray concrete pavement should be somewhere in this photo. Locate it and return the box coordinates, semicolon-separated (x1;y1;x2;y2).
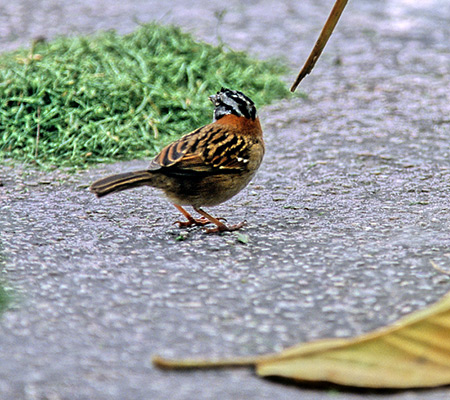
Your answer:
1;0;450;399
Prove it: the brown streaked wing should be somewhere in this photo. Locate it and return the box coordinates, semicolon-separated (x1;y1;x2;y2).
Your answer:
205;132;253;171
152;127;203;168
152;124;252;173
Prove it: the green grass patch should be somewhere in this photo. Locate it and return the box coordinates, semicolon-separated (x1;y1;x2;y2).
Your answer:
0;283;10;315
0;23;290;169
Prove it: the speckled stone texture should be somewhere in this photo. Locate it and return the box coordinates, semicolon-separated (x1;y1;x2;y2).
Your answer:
1;1;450;399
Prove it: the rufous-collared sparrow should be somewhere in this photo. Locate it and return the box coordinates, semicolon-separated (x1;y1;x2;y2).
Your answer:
90;88;264;233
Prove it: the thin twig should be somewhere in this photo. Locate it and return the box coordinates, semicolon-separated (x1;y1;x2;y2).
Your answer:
290;0;349;92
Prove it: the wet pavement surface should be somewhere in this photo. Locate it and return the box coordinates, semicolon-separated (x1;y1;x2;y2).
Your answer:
1;0;450;399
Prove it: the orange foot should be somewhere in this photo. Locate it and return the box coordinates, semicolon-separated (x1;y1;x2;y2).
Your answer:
204;221;246;234
174;216;211;228
173;204;226;229
193;207;246;234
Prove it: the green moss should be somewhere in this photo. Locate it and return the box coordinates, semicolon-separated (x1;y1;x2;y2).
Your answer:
0;23;290;169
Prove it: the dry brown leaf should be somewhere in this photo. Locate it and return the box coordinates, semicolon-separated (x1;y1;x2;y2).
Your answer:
256;292;450;388
154;292;450;389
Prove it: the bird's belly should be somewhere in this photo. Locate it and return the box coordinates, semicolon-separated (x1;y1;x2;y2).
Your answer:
163;171;255;207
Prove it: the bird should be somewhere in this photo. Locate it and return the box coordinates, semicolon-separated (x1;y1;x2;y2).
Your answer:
89;88;264;233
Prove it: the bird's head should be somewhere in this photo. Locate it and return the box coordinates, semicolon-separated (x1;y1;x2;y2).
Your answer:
209;88;257;122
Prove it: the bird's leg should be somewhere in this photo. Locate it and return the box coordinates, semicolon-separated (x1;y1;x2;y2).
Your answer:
173;204;212;227
193;207;245;233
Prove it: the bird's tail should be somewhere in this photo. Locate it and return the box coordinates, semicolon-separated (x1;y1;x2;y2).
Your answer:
90;170;155;198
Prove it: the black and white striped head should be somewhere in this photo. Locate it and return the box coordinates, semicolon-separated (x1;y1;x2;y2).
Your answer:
209;88;257;122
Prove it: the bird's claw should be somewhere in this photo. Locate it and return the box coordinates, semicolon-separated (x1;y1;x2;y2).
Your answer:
174;217;212;228
204;220;246;234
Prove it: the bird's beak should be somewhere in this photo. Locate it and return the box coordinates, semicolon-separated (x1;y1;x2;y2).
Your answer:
209;94;217;104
